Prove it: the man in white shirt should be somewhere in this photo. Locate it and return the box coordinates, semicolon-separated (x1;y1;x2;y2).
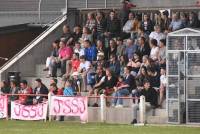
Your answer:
149;25;166;45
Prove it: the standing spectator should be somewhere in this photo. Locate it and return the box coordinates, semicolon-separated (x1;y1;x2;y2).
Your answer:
105;10;121;39
169;12;183;31
149;25;166;46
9;80;20;101
84;40;97;62
120;0;136;26
85;12;96;31
149;39;159;61
141;14;154;35
131;79;158;124
18;80;33;105
158;67;167;107
43;40;60;77
32;79;48;104
63;80;75;96
96;12;107;40
125;38;138;60
0;80;10;94
137;37;151;58
58;40;73;76
158;39;166;67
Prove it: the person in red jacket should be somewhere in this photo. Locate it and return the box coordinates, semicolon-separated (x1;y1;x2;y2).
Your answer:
19;80;33;105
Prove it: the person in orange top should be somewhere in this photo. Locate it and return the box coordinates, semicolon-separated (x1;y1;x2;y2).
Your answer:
66;53;80;76
19;80;33;105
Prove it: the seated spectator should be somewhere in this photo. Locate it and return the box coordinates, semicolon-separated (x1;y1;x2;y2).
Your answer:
141;14;154;35
80;27;93;44
72;25;82;43
85;12;96;31
180;12;188;28
125;38;138;60
63;79;75;96
18;80;33;105
0;80;10;94
84;40;97;62
96;12;107;40
149;25;166;46
96;40;106;61
149;39;159;61
161;10;171;33
106;39;117;59
137;37;151;58
169;12;183;31
153;11;165;31
33;79;48;104
119;55;128;76
71;72;81;93
158;39;166;67
101;68;117;96
74;42;85;57
49;83;63;96
131;79;158;124
136;66;148;87
116;37;126;58
57;40;73;77
188;12;200;28
61;25;73;45
105;10;121;39
43;40;60;77
135;27;149;44
78;55;91;92
112;66;135;107
66;53;80;76
9;80;20;101
147;67;160;89
127;52;141;75
158;67;167;107
109;54;121;76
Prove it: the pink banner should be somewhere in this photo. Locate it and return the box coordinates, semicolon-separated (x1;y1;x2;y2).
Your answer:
11;101;48;120
50;96;88;122
0;95;8;119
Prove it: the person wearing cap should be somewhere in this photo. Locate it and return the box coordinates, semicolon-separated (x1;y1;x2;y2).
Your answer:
131;79;158;124
32;79;49;104
19;80;33;105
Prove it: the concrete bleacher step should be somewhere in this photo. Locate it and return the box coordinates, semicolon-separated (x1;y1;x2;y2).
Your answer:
35;64;61;77
147;116;167;124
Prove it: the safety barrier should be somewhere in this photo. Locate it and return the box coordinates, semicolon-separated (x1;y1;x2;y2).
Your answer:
0;94;145;124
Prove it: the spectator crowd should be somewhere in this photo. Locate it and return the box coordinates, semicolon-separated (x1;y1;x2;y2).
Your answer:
1;0;200;124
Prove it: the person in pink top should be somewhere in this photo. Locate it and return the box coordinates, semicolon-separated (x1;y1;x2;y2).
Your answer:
59;40;73;76
52;40;73;77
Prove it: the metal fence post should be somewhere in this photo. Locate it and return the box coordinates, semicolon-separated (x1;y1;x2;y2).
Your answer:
139;95;145;124
100;94;106;122
48;93;52;122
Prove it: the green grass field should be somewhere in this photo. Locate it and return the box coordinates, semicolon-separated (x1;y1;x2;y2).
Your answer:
0;120;200;134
